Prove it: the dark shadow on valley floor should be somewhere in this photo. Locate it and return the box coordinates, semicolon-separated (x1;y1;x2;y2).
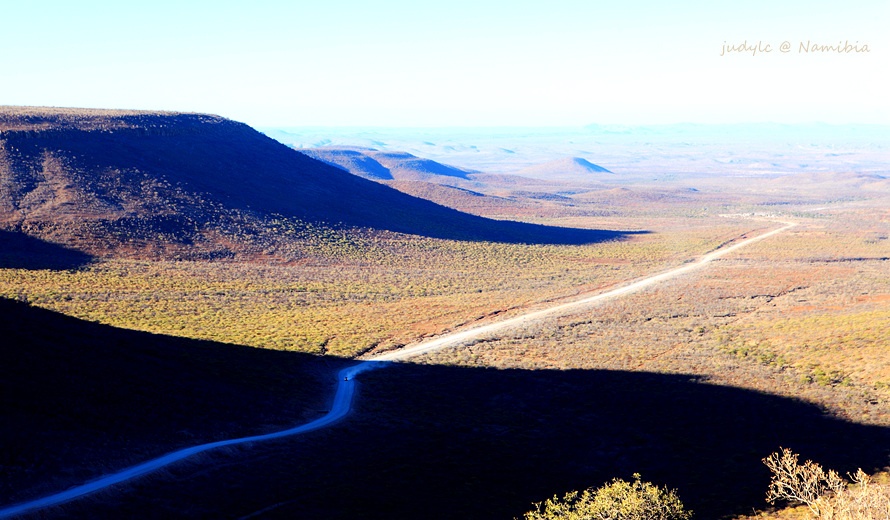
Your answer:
165;363;888;520
0;298;352;509
7;302;888;519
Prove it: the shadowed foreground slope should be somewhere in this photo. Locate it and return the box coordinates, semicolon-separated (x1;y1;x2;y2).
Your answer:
84;364;887;520
0;298;350;506
6;300;888;519
0;107;628;259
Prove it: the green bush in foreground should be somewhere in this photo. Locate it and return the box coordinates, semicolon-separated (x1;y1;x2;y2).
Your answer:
522;473;693;520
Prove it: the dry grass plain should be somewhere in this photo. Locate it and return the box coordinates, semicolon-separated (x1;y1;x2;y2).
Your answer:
418;208;890;404
0;217;750;359
407;199;890;518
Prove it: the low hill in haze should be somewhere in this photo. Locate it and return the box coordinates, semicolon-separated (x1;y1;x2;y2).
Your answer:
766;171;890;193
372;150;474;180
299;147;395;180
301;146;474;182
0;107;624;260
515;157;613;180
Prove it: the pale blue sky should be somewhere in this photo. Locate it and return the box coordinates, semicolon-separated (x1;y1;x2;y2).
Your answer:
1;0;887;127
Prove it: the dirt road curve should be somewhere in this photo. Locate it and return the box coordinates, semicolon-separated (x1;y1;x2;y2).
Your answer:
0;222;795;518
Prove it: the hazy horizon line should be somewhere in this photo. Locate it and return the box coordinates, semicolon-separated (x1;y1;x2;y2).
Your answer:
261;121;890;131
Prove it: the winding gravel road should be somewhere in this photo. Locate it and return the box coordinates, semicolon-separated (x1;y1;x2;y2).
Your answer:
373;222;796;361
0;222;795;518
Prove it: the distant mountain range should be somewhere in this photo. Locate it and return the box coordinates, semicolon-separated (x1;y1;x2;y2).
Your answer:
266;124;889;176
0;107;620;260
303;147;612;184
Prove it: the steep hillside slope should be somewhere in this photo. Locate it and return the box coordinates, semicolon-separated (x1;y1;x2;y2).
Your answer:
0;107;619;259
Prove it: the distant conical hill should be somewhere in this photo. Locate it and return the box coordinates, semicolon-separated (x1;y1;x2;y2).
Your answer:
0;107;620;259
515;157;612;179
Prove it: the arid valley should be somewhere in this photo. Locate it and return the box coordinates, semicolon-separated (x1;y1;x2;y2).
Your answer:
1;107;888;518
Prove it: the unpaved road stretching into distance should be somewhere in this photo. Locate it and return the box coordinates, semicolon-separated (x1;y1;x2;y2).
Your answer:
0;222;796;519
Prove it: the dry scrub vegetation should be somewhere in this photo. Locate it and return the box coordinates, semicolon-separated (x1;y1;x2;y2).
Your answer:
0;220;747;357
3;153;889;517
417;205;890;425
522;473;693;520
732;449;890;520
407;203;890;517
4;108;889;517
763;448;890;519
